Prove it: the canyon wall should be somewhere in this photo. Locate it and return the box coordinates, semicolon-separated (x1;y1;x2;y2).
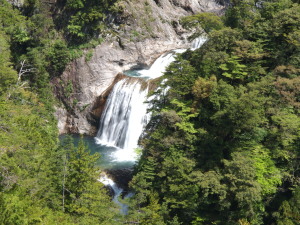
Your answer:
54;0;225;135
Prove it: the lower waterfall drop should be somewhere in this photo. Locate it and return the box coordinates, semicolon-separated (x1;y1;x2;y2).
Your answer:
95;78;149;162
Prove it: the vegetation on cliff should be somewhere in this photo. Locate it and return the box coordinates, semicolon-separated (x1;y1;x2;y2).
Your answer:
0;0;300;224
127;0;300;224
0;0;121;223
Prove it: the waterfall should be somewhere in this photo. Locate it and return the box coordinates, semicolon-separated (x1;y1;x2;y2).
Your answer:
95;78;149;162
95;36;207;163
95;36;207;213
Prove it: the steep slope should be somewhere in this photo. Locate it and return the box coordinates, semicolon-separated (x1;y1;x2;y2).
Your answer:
54;0;225;135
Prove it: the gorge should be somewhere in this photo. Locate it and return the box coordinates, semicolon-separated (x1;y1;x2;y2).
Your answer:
53;0;220;209
89;37;206;211
1;0;300;224
54;0;224;136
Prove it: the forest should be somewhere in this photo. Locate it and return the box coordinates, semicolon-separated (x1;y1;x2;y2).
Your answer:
0;0;299;224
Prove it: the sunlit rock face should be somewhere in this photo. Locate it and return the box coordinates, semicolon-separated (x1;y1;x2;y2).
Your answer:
54;0;225;135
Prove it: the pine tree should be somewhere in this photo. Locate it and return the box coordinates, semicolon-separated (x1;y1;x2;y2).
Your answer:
59;136;120;224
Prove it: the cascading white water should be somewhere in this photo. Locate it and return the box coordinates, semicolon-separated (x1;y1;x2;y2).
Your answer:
191;36;207;50
99;175;132;214
95;78;149;162
96;36;207;163
99;175;123;202
96;37;207;213
137;49;186;79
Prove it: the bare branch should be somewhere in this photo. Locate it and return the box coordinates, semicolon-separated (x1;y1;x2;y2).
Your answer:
18;60;36;83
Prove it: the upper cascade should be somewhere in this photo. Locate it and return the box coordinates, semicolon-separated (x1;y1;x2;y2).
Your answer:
133;49;186;79
124;36;207;80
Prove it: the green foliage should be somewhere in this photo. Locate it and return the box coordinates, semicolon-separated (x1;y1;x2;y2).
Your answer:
57;136;119;223
224;0;259;29
46;40;70;77
57;0;120;44
251;146;282;196
0;87;60;223
85;49;94;62
219;55;247;80
0;102;119;223
181;12;224;35
260;0;293;19
192;75;217;101
129;1;300;224
1;0;300;224
0;31;17;94
169;99;198;144
65;80;74;99
0;1;121;223
164;55;197;98
66;0;85;9
274;188;300;225
0;0;28;44
222;152;263;224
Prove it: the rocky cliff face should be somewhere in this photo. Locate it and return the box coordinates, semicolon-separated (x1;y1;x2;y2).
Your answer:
54;0;225;135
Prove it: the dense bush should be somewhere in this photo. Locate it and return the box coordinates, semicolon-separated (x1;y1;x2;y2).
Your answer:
127;1;300;224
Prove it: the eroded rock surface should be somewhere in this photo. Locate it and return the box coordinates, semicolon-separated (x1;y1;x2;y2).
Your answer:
54;0;225;135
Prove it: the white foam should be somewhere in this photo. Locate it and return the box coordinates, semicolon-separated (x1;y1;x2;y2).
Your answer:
137;49;186;79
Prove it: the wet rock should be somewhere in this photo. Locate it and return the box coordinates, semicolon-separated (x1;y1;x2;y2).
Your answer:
105;168;134;192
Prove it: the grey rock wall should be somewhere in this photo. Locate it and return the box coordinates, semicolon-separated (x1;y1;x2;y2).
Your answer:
54;0;225;135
